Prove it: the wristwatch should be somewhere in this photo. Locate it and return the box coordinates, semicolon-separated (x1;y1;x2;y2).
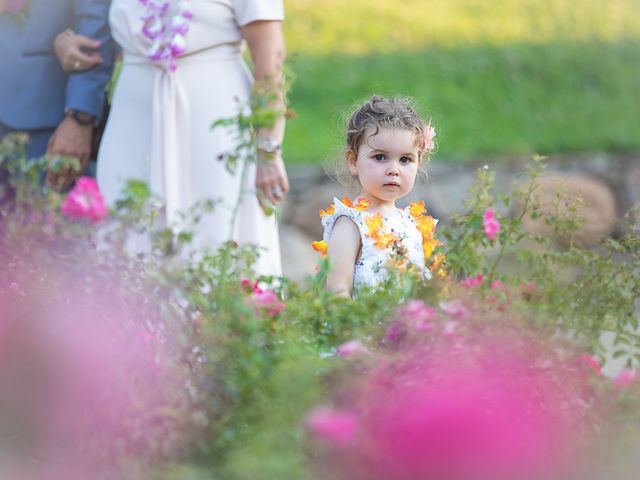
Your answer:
65;109;95;127
256;137;281;160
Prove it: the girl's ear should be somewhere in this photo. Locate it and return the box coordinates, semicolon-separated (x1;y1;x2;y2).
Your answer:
347;149;358;176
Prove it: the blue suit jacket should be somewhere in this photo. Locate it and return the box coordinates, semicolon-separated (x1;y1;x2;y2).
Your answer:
0;0;114;130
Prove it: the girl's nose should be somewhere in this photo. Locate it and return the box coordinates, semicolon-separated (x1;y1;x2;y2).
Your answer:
386;162;400;175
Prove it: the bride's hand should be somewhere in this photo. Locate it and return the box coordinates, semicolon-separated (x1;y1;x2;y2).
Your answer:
53;30;103;73
255;152;289;209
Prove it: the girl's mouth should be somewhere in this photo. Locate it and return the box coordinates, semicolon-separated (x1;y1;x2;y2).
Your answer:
383;182;400;187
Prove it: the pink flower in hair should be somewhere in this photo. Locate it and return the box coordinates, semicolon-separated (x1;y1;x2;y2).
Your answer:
483;208;501;241
306;406;358;445
423;123;436;153
61;177;108;223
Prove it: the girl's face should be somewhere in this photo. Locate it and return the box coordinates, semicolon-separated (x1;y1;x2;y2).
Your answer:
348;127;420;205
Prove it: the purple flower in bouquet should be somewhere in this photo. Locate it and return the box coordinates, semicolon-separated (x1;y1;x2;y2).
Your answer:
61;177;108;223
139;0;193;71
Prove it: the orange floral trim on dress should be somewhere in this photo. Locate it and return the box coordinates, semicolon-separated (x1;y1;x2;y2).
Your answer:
408;201;447;276
312;240;328;257
364;213;399;249
319;197;368;218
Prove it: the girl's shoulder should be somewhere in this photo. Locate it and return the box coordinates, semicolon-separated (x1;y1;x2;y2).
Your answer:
321;197;370;241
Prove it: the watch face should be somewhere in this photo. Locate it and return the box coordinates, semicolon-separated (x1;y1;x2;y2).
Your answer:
257;138;280;153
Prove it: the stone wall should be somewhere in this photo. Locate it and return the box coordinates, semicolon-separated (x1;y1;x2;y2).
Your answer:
279;153;640;280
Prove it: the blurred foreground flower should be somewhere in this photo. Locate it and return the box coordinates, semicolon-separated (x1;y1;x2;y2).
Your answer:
60;176;108;223
0;251;191;479
306;296;598;480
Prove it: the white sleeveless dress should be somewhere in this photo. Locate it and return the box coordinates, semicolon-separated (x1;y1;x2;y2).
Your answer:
322;198;434;292
97;0;283;275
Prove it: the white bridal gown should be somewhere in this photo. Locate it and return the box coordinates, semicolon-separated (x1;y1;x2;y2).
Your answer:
97;0;283;275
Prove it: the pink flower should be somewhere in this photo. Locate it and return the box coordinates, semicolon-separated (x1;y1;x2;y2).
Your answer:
60;177;108;223
397;300;438;331
579;354;601;376
443;320;460;336
614;369;636;388
460;274;484;287
482;208;501;241
490;279;504;290
439;300;471;318
423;123;437;153
336;340;369;357
251;288;285;317
386;321;405;341
306;406;357;445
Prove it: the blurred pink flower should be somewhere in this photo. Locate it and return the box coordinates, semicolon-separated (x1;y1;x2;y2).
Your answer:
439;300;471;318
306;406;358;446
579;354;602;376
251;288;285;317
60;177;108;223
614;369;636;388
460;274;484;287
397;300;438;331
337;340;369;357
483;208;501;241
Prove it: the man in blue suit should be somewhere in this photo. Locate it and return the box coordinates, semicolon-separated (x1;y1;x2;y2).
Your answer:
0;0;114;189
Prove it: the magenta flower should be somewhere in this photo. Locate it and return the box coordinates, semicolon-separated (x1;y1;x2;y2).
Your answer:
251;288;285;317
460;274;484;287
439;300;471;318
614;369;636;388
60;177;108;223
483;208;501;241
579;354;601;376
336;340;369;357
397;299;438;331
306;406;357;445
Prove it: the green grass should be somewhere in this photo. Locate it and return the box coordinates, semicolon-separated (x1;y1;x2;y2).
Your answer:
281;0;640;164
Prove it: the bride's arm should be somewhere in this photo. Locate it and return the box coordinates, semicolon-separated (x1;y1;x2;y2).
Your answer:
241;20;289;207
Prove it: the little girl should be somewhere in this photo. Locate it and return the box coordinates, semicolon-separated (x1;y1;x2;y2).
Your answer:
315;95;443;297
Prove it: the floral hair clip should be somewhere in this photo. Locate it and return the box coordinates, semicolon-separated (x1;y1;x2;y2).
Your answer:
423;123;436;154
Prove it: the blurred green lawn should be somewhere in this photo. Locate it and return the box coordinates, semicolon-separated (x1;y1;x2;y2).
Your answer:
282;0;640;164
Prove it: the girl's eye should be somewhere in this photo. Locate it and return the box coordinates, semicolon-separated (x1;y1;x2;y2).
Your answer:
373;154;386;161
400;156;413;164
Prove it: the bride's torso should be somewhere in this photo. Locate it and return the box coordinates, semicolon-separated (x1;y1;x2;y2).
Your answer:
109;0;243;58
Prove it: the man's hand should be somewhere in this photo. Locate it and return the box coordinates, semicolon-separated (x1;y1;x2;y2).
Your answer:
53;31;103;73
46;116;93;190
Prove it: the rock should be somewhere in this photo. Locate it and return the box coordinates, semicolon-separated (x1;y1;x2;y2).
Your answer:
279;223;321;283
285;182;352;239
517;174;618;247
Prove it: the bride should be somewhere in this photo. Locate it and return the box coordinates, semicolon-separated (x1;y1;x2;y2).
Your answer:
54;0;289;276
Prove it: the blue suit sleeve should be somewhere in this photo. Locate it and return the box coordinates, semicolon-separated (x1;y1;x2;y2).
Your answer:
65;0;115;123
